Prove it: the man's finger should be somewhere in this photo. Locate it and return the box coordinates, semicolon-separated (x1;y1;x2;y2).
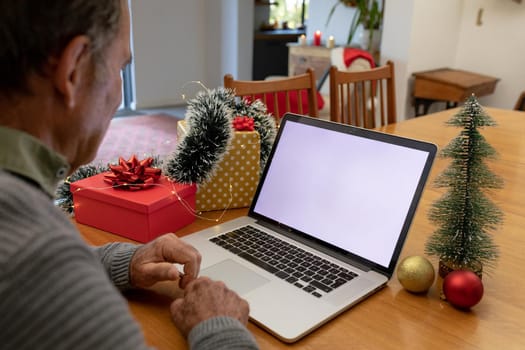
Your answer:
141;262;181;283
158;235;202;278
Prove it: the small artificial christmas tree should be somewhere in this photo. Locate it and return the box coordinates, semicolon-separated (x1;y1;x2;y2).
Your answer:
425;95;503;271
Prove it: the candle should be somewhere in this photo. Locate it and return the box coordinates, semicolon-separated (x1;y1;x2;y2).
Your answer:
313;30;321;46
298;34;306;46
326;35;335;49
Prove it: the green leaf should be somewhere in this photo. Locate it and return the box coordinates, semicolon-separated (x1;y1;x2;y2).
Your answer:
325;2;341;27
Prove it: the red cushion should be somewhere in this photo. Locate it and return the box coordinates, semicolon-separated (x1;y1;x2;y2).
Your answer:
251;90;325;119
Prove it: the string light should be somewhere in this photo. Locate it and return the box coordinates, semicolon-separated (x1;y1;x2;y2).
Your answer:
180;80;209;102
70;177;234;223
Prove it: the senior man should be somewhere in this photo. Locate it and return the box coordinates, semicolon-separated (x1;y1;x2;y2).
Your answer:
0;1;258;349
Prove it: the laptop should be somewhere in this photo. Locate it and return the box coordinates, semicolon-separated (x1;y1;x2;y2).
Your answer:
181;113;437;342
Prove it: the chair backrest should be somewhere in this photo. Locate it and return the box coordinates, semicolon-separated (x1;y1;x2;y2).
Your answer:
514;91;525;111
224;68;319;125
329;60;396;128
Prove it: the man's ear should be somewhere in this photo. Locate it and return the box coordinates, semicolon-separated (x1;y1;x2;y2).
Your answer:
52;35;91;109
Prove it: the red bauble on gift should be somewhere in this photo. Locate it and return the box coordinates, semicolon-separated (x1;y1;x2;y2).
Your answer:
443;270;484;309
232;116;255;131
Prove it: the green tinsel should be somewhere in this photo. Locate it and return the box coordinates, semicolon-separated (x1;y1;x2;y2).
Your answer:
222;94;277;168
54;164;108;214
425;95;503;269
164;88;234;184
164;87;277;185
54;86;277;213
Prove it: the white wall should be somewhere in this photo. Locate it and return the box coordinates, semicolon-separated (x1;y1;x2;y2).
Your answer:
455;0;525;110
205;0;254;89
130;0;207;108
379;0;417;120
310;0;525;120
382;0;463;119
237;1;255;81
130;0;253;108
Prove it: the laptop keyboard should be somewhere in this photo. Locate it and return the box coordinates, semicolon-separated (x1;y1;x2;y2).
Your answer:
209;225;358;298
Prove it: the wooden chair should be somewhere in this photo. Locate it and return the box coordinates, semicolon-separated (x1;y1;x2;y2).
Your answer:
514;91;525;111
224;68;319;125
329;60;396;128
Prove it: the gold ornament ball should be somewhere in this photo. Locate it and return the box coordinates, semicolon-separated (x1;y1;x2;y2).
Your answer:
397;255;435;293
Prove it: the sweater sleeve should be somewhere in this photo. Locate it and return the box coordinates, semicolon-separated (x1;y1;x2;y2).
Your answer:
93;242;140;291
0;233;150;350
93;244;260;350
188;317;259;350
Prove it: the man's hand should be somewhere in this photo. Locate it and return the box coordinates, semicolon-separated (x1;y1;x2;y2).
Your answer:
130;233;201;289
170;277;250;337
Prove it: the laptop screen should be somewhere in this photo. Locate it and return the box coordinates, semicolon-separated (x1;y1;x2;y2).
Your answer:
251;114;436;273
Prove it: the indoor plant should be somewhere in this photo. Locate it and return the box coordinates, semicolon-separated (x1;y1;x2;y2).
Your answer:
326;0;383;51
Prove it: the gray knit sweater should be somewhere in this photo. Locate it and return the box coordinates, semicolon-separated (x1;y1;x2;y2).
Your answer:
0;169;258;349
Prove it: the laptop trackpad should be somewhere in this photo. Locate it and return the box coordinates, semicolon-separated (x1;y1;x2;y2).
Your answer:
200;259;270;295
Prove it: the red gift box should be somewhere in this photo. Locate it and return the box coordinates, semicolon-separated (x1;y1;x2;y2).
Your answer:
71;173;196;243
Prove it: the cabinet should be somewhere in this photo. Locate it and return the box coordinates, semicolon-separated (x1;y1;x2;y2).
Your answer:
288;44;333;84
252;30;304;80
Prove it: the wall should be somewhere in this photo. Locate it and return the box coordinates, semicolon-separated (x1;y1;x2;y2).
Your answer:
379;0;417;120
130;0;207;108
205;0;254;89
130;0;253;108
382;0;463;119
309;0;525;120
455;0;525;110
385;0;525;118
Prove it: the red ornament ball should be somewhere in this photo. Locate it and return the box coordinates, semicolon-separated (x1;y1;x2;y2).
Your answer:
443;270;484;309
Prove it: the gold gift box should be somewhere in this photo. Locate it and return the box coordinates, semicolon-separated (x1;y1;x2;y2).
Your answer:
176;120;261;211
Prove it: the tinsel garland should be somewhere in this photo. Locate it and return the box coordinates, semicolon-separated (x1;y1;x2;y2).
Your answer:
55;164;108;214
164;87;277;184
223;92;277;169
163;88;233;184
55;87;276;214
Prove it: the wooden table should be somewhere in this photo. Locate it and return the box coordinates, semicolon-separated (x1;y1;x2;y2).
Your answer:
77;107;525;349
412;68;499;116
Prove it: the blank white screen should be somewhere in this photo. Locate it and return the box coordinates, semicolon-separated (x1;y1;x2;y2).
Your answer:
253;121;429;268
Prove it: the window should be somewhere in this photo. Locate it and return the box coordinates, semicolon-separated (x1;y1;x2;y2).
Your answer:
120;63;134;111
269;0;308;30
117;0;135;115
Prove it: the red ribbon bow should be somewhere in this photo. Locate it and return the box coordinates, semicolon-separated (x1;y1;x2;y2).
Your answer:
103;155;161;191
233;116;255;131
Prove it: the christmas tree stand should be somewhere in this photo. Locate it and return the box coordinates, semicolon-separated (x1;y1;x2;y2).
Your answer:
437;259;483;300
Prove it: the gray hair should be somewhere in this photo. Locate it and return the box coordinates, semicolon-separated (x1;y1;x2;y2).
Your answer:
0;0;121;97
